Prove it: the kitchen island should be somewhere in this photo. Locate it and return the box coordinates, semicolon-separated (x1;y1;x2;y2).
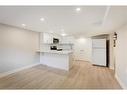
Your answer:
37;50;73;71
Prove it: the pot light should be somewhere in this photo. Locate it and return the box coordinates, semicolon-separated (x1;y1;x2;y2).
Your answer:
40;17;45;21
78;37;86;43
61;33;67;36
22;24;26;27
76;7;81;12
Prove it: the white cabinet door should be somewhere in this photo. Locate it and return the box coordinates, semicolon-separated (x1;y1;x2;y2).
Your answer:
43;33;48;43
43;33;53;44
48;33;53;43
40;33;43;43
61;36;74;44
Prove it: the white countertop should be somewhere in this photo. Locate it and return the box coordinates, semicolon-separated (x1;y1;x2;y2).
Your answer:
36;50;73;54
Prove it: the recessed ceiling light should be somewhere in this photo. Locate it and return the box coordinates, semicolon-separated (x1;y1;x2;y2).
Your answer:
22;24;26;27
79;37;86;43
61;33;67;36
76;7;81;12
40;17;45;21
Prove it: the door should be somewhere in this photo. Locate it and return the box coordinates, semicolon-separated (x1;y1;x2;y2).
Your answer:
74;38;92;61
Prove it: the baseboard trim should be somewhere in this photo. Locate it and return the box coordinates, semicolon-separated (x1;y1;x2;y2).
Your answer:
0;63;40;78
74;59;91;63
115;73;127;89
109;66;114;70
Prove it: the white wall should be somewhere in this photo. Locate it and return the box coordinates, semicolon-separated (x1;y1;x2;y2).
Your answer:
109;33;115;70
73;37;92;62
0;24;40;73
115;25;127;89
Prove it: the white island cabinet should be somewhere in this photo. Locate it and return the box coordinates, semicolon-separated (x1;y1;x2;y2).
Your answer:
39;51;73;71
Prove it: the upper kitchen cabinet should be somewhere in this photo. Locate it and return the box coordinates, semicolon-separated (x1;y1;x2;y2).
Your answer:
40;32;61;44
44;33;53;44
40;33;50;44
61;36;74;44
40;32;74;44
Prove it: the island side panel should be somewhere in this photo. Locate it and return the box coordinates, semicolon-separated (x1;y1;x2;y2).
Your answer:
40;52;69;71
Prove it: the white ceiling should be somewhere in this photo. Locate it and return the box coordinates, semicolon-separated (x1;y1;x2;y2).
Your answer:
0;6;127;37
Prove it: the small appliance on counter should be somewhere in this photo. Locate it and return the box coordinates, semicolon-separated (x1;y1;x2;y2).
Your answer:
50;46;57;50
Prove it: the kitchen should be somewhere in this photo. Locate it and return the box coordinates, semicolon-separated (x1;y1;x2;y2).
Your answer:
37;31;109;71
37;32;74;71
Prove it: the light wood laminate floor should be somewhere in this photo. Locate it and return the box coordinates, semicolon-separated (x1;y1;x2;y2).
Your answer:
0;61;121;89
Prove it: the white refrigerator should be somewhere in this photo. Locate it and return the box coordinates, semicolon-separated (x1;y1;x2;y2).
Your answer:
92;39;107;66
